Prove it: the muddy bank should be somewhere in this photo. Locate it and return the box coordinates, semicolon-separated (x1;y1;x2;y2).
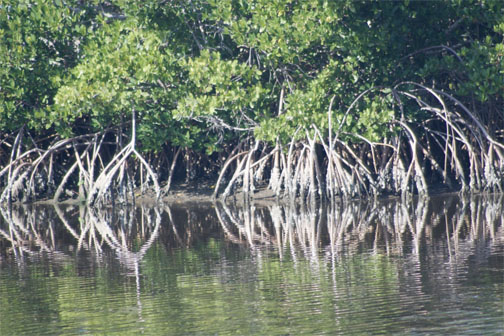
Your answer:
124;180;465;206
11;178;499;207
145;180;279;206
24;179;278;207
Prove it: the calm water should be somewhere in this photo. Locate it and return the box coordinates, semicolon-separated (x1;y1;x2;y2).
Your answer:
0;195;502;335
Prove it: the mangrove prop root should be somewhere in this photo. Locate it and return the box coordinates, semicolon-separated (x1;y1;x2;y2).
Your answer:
0;83;502;203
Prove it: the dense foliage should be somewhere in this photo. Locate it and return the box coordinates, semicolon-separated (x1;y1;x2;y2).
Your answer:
1;0;503;202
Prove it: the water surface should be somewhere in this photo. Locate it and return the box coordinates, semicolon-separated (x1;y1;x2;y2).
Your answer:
0;195;502;335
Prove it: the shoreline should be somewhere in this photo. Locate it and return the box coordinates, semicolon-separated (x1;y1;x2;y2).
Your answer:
5;179;502;208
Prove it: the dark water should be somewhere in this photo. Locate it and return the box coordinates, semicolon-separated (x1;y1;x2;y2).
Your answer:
0;195;502;335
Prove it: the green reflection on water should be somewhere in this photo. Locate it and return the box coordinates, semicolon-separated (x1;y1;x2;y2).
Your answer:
0;195;503;335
